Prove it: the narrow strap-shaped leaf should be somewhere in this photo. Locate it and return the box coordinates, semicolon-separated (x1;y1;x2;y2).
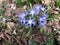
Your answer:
26;26;32;37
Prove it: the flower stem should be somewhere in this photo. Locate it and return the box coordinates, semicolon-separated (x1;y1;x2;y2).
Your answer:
26;26;32;37
22;26;25;33
39;27;44;33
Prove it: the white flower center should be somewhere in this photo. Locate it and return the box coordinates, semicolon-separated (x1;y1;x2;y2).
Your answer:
41;7;45;11
30;10;35;15
28;20;32;24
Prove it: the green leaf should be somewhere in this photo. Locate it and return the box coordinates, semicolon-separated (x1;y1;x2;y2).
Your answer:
2;24;7;29
5;42;11;45
33;15;38;22
26;0;32;8
48;2;52;7
0;23;3;28
3;15;8;19
13;42;18;45
47;11;57;21
15;0;23;6
18;26;25;38
46;38;54;45
1;3;7;9
18;25;23;29
26;26;32;37
36;0;41;3
0;9;3;15
56;0;60;7
30;39;37;45
40;27;44;33
0;4;7;16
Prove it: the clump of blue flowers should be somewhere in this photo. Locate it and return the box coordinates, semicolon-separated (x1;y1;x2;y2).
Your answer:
18;4;48;37
18;4;48;27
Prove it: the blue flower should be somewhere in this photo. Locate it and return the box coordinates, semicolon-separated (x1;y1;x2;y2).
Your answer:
18;4;48;27
18;11;28;20
34;4;41;11
22;19;27;25
40;6;46;11
39;20;46;27
43;13;48;19
34;9;40;15
18;18;25;23
42;17;46;20
18;18;27;26
39;17;45;21
26;17;36;26
18;11;28;25
38;17;46;27
29;8;40;16
29;8;36;16
38;13;48;20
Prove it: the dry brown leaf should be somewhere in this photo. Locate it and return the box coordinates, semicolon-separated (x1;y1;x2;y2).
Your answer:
42;0;51;5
